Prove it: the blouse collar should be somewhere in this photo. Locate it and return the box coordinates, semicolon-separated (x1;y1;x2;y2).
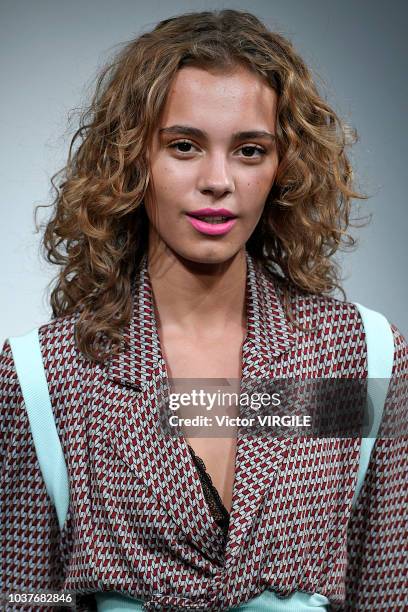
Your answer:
106;248;296;391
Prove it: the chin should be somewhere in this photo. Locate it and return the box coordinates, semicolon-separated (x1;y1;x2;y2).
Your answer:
171;242;244;267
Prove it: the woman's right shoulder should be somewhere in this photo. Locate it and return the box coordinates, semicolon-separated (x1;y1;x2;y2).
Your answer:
0;309;89;405
0;309;94;464
2;308;82;354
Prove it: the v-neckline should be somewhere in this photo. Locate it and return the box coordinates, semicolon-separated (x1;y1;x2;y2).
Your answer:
146;253;252;541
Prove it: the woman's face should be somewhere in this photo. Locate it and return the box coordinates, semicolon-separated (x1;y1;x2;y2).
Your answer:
145;63;279;265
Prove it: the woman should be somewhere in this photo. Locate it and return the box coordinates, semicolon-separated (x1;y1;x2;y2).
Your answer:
1;8;407;612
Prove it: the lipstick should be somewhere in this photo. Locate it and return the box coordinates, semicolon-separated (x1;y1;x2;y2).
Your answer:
185;208;237;236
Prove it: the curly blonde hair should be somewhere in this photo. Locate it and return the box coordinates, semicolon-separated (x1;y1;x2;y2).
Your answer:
35;8;368;363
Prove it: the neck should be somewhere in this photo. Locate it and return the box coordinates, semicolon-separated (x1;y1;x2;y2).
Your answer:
147;243;247;339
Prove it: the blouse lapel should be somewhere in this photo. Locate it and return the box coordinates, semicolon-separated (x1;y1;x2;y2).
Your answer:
224;253;297;567
101;250;297;565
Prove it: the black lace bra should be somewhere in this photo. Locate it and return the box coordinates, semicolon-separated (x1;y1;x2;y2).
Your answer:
187;444;230;540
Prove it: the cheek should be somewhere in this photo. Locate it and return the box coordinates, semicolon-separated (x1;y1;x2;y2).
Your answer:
246;162;278;202
151;162;193;204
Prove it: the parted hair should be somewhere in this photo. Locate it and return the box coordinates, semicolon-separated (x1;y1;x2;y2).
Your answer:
35;9;367;363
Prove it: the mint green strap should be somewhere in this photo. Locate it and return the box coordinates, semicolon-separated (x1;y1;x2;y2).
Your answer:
232;590;329;610
95;593;144;611
352;303;394;506
9;327;70;531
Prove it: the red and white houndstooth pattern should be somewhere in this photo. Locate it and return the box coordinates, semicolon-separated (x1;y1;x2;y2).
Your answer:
1;251;407;611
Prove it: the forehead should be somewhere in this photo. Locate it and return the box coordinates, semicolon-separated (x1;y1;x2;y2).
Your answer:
158;64;278;131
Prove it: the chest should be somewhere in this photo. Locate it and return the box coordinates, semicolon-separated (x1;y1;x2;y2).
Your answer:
159;329;245;514
160;329;245;379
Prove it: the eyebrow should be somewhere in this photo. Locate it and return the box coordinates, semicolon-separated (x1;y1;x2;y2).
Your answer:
159;124;276;143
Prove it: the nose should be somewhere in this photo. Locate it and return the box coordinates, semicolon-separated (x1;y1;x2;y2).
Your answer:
197;152;235;198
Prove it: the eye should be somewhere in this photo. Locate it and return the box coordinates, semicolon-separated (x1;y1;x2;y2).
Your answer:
238;145;267;158
167;140;198;154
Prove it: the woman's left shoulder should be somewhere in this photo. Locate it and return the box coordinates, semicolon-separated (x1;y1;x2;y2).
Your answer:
269;270;408;374
269;270;365;332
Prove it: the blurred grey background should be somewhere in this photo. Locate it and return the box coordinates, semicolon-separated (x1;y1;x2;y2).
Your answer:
1;0;407;344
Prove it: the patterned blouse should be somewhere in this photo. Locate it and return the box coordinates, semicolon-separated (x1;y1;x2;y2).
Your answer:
2;250;407;610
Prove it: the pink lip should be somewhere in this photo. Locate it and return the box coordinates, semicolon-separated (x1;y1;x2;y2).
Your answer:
187;207;236;218
186;215;237;236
